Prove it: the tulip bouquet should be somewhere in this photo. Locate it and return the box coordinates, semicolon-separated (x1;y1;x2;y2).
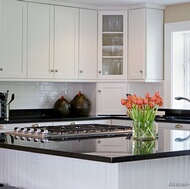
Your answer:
121;91;163;140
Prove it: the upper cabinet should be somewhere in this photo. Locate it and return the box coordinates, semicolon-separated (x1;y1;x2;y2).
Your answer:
0;0;27;78
28;4;79;80
54;6;79;79
79;9;97;80
128;8;164;81
27;3;54;79
98;11;127;80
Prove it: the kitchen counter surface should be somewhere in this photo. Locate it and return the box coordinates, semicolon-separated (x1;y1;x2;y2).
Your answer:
1;108;190;124
1;127;190;163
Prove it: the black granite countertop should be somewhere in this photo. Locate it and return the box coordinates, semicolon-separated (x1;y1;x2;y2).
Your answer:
1;127;190;163
1;108;190;124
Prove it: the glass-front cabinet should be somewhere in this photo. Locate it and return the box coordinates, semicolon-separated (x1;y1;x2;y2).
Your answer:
98;11;127;79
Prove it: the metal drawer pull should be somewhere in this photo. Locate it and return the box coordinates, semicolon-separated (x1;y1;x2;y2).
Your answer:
0;125;5;130
175;124;183;129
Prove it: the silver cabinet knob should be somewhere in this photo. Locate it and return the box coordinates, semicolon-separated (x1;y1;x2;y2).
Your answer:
0;68;3;71
0;125;5;130
98;90;101;93
98;70;101;74
50;69;54;72
140;70;143;74
98;140;101;144
55;69;58;72
175;124;183;129
80;70;83;73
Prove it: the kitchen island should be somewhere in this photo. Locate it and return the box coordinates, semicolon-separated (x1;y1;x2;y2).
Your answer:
0;125;190;189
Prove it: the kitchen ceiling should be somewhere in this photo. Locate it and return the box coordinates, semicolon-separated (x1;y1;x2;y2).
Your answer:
54;0;190;6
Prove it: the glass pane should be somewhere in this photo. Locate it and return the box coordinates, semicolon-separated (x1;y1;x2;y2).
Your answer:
102;58;123;75
103;15;123;32
102;33;123;56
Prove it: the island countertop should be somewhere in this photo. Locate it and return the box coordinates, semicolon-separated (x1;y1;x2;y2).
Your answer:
1;126;190;163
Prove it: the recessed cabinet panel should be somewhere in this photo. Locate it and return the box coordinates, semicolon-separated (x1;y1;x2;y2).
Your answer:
98;11;127;80
54;6;79;79
0;0;27;78
97;83;127;115
128;8;163;81
27;3;54;79
79;9;97;80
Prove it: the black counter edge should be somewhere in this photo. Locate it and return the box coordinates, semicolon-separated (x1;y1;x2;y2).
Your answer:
1;143;190;164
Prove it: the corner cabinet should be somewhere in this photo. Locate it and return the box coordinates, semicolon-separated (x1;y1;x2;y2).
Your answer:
97;83;128;115
128;8;163;81
98;11;127;80
0;0;27;78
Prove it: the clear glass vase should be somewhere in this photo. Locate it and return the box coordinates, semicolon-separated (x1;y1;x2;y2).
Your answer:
133;140;156;155
133;120;157;141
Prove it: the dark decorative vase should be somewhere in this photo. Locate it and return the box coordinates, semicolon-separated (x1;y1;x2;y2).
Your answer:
70;91;91;117
54;96;71;117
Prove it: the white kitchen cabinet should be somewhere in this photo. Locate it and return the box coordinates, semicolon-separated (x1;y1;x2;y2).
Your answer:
79;9;97;80
0;0;27;78
28;4;79;80
53;120;94;126
97;83;128;115
158;121;190;130
96;119;132;152
27;3;54;79
54;6;79;79
98;11;127;80
128;8;163;81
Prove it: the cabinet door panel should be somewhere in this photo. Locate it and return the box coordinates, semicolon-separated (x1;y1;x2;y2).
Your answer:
27;3;54;79
128;9;145;80
0;0;27;78
79;9;97;80
97;83;127;115
54;6;79;79
98;11;127;80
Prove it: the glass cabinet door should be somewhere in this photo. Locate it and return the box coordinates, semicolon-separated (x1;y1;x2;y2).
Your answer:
98;12;127;79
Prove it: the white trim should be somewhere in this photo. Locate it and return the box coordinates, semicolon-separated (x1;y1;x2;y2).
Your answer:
164;21;190;108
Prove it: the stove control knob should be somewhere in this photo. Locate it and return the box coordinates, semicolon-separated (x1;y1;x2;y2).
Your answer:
14;135;20;140
20;136;26;140
34;138;39;142
20;128;27;132
41;129;48;134
34;128;41;134
41;138;48;143
27;137;32;141
14;127;20;132
27;128;34;133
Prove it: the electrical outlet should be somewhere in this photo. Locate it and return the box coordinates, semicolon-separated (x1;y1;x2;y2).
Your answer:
30;154;40;164
44;93;50;103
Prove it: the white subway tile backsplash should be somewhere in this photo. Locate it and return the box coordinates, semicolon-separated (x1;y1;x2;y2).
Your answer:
0;81;84;109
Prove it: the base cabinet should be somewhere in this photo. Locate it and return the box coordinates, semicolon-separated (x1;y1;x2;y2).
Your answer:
0;148;189;189
128;8;163;81
97;83;128;115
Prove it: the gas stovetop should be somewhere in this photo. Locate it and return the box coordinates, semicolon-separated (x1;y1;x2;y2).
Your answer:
5;124;132;143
